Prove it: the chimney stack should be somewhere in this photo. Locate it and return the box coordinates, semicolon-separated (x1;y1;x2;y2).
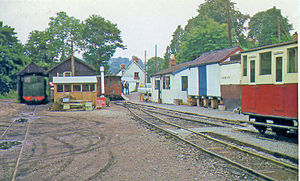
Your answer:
133;56;139;64
121;64;126;69
169;54;176;67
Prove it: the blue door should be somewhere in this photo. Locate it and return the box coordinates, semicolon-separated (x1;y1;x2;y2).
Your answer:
198;66;207;96
158;80;161;99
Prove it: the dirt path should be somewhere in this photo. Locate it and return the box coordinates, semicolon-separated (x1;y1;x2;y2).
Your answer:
0;100;256;180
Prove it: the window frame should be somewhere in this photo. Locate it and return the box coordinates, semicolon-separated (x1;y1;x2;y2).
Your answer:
287;47;298;73
73;84;81;92
163;75;170;89
242;55;247;76
181;76;188;91
259;51;272;75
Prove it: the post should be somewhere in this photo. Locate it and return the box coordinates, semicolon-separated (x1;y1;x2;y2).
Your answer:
100;66;105;96
155;44;157;72
71;38;75;76
144;50;147;87
277;17;281;41
226;0;232;48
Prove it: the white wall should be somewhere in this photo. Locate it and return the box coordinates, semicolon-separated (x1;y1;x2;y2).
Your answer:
121;62;145;92
220;63;241;85
206;63;221;97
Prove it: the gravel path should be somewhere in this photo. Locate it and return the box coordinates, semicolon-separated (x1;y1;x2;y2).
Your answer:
0;100;258;180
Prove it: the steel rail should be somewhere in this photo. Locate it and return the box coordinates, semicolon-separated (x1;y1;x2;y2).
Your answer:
127;101;298;131
138;107;298;171
125;105;278;181
11;105;36;181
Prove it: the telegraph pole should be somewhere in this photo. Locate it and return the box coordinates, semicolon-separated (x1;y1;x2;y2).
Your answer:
277;17;281;41
144;50;147;86
70;38;75;76
155;44;157;72
226;0;232;48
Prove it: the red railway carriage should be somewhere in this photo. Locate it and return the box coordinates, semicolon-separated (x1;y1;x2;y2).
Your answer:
240;40;298;134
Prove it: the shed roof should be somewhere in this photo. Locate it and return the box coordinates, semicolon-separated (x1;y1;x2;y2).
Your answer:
241;40;297;53
153;46;242;76
18;62;46;76
53;76;98;84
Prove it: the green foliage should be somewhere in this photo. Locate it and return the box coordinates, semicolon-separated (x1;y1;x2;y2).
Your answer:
81;15;125;70
162;45;171;70
147;56;164;76
177;18;228;63
25;12;124;71
248;6;293;46
0;22;29;95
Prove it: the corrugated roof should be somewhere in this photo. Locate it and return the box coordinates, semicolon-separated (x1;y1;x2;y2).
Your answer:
241;40;297;53
154;46;241;76
53;76;98;84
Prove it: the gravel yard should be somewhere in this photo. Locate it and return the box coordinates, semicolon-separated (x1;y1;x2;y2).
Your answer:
0;100;258;180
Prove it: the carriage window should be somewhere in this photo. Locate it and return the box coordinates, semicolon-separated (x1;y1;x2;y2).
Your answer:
250;60;255;83
243;55;247;76
259;52;271;75
57;85;63;92
73;84;81;92
287;47;298;73
64;85;71;92
181;76;188;91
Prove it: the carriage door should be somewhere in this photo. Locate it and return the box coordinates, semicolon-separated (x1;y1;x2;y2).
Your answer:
276;57;282;82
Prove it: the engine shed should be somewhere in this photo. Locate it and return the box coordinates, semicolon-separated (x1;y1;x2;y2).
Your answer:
53;76;98;106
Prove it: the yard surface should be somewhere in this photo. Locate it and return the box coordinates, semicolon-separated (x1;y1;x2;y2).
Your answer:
0;100;256;180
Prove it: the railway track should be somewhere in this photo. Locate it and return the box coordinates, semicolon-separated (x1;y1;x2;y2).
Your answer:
120;102;298;181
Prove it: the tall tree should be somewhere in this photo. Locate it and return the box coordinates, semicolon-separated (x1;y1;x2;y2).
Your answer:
170;25;184;55
177;18;228;63
147;56;164;76
186;0;249;47
81;15;125;70
162;45;171;70
248;6;293;46
0;22;29;94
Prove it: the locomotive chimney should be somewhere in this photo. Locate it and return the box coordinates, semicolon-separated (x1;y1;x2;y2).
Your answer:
169;54;176;67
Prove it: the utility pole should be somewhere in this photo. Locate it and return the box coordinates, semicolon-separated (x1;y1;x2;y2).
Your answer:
226;0;232;48
155;44;157;72
70;38;75;76
144;50;147;86
277;17;281;41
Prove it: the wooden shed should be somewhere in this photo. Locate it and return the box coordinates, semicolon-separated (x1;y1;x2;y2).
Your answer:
53;76;98;106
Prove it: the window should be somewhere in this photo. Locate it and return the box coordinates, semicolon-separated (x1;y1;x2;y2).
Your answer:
287;47;298;73
57;85;63;92
243;55;247;76
73;84;81;92
163;76;170;89
57;73;63;77
63;71;72;77
276;57;282;82
181;76;188;91
155;80;160;90
134;72;140;80
259;52;271;75
250;60;255;83
90;84;95;92
82;84;89;92
64;85;71;92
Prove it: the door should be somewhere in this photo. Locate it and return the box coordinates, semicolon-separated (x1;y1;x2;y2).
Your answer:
157;80;161;100
276;57;282;82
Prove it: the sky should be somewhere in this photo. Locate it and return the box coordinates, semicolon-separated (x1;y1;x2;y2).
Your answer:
1;0;299;61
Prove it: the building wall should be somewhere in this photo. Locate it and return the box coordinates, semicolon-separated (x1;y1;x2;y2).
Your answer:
206;63;221;97
121;63;145;92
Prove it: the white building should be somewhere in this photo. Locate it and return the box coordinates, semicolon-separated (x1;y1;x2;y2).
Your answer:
151;47;242;106
116;57;145;92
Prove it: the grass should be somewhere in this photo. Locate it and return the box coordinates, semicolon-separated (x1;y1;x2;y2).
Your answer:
0;141;22;150
0;90;17;99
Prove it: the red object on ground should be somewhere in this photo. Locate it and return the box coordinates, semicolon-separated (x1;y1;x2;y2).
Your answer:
97;97;106;108
241;84;298;119
23;96;45;101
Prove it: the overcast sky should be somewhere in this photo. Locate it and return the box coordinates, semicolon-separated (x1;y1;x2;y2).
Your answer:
1;0;299;60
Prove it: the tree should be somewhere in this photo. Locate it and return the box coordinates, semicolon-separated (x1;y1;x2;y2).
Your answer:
147;56;164;76
177;18;228;63
184;0;249;47
162;45;171;70
170;25;184;55
0;22;29;94
248;6;293;46
81;15;125;70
